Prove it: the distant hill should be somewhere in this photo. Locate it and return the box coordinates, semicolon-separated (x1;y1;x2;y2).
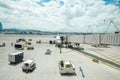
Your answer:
1;28;94;35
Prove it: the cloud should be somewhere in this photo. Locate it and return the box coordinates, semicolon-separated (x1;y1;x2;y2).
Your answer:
0;0;120;33
0;1;12;9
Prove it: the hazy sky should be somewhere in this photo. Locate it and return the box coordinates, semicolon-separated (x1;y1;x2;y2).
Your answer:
0;0;120;33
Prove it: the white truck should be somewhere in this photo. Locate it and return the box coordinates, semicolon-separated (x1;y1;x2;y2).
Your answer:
8;52;24;64
22;59;36;73
59;60;75;74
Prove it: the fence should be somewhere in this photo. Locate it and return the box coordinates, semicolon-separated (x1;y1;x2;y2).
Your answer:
69;34;120;46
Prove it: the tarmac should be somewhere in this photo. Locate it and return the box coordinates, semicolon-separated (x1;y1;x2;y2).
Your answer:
82;44;120;62
79;44;120;69
0;34;120;80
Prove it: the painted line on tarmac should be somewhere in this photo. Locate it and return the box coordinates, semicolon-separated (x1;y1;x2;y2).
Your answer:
71;48;120;70
88;48;120;64
8;69;21;80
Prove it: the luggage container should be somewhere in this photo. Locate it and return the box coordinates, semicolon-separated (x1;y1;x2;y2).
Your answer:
8;52;24;64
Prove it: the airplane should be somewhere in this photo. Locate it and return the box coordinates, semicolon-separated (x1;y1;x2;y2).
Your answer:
49;34;65;48
54;34;62;47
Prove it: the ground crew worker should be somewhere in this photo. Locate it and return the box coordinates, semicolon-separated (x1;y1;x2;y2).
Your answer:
60;47;62;53
11;42;13;47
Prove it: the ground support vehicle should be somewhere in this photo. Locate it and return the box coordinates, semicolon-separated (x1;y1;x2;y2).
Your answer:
14;43;24;50
22;59;36;73
8;52;24;64
27;46;34;50
45;49;51;55
59;60;75;74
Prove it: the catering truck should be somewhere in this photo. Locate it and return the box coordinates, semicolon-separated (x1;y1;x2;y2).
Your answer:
59;60;75;74
22;59;36;73
8;52;24;64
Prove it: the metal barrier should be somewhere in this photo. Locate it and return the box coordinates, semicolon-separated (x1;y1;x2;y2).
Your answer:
69;34;120;46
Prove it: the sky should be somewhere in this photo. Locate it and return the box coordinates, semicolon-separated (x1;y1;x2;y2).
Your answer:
0;0;120;33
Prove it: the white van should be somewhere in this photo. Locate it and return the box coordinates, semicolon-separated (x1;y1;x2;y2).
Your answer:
22;59;36;73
